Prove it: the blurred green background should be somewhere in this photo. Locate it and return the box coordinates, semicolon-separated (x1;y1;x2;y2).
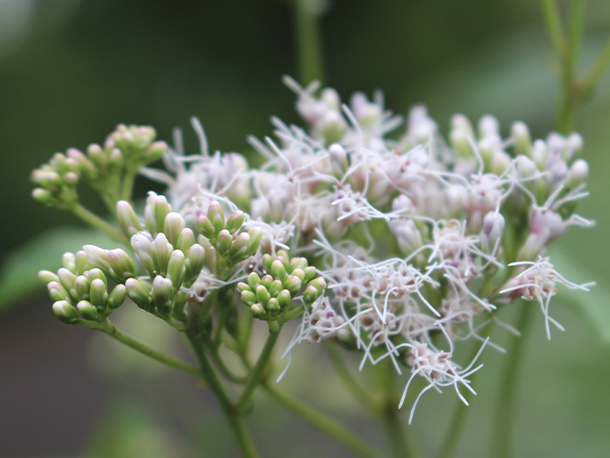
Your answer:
0;0;609;456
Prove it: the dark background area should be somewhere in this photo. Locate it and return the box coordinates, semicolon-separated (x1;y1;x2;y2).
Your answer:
1;0;609;456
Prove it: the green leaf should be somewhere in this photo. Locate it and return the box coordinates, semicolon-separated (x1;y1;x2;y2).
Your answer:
0;226;120;313
551;247;610;344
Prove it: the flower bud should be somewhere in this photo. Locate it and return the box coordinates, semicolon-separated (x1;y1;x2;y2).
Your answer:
284;276;302;295
481;212;505;250
167;250;186;289
75;251;89;275
329;143;348;176
108;284;127;310
237;282;250;293
77;300;100;321
87;268;107;289
566;159;589;188
270;260;287;283
277;289;292;309
52;300;80;324
116;201;142;238
511;121;532;157
241;290;257;306
57;268;77;294
229;232;251;262
260;274;273;290
48;281;70;302
151;233;173;275
246;228;263;256
217;229;232;255
308;277;327;293
267;297;281;315
83;245;111;272
152;275;174;315
268;279;283;297
131;232;155;273
256;284;270;305
39;270;59;285
176;228;195;253
185;244;205;284
247;272;261;291
303;285;321;305
87;144;106;169
226;210;245;234
152;194;172;233
196;215;215;239
126;278;152;310
250;303;266;320
163;212;186;246
108;248;137;282
89;278;108;309
32;188;55;205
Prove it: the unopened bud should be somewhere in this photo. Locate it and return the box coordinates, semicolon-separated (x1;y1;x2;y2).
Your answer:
303;285;321;305
511;121;532;157
89;278;108;309
52;300;80;324
126;278;152;310
566;159;589;188
226;210;245;234
151;233;173;275
277;289;292;309
250;303;266;320
270;260;287;283
246;228;263;256
77;300;100;321
268;279;283;297
108;284;127;310
217;229;232;255
108;248;137;282
167;250;186;289
256;284;270;305
241;290;257;306
152;275;174;315
163;212;186;246
116;201;142;238
284;276;302;295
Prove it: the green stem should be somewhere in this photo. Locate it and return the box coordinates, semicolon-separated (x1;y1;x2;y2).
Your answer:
72;204;125;242
187;331;260;458
581;34;610;98
326;343;377;411
96;321;202;377
263;382;379;458
293;0;325;84
436;322;495;458
540;0;564;56
120;168;137;202
237;321;282;413
381;360;410;458
490;303;535;458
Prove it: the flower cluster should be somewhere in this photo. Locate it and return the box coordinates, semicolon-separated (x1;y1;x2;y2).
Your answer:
36;78;593;421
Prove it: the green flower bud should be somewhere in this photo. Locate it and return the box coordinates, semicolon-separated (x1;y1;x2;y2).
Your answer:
39;270;59;285
241;290;257;306
163;212;186;246
131;232;155;274
176;228;195;253
247;272;261;291
52;300;80;324
269;279;283;297
148;141;168;162
126;278;152;310
152;275;174;315
207;201;224;228
62;252;76;271
116;200;143;238
250;303;266;320
48;281;70;302
167;250;186;290
89;278;108;309
307;277;327;293
263;254;274;272
229;232;250;262
75;275;90;300
108;248;137;282
32;188;55;205
260;274;273;290
150;233;173;275
226;210;245;234
290;257;308;271
246;228;263;256
67;148;96;177
303;285;321;305
277;289;292;309
256;284;270;305
153;195;172;234
87;144;106;169
270;260;287;283
83;245;111;272
303;266;317;283
511;121;532;158
212;213;225;236
291;268;305;281
217;229;232;255
87;268;107;289
196;215;215;239
64;172;78;186
75;251;89;275
267;297;280;315
284;276;302;295
108;284;127;310
77;300;100;321
185;244;205;284
237;282;250;293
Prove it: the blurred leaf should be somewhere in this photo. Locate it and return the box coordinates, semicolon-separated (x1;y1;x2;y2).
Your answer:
0;226;119;312
552;247;610;344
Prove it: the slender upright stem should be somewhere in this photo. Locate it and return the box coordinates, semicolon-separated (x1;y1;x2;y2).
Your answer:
187;331;260;458
237;321;282;413
97;321;203;377
120;168;137;202
326;343;377;411
540;0;564;56
490;303;535;458
293;0;325;84
262;382;380;458
72;204;125;242
581;35;610;98
380;360;410;458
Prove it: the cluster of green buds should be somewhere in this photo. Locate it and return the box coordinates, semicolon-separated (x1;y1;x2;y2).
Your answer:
116;194;206;321
32;124;167;210
195;201;263;273
40;251;127;325
238;251;327;321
